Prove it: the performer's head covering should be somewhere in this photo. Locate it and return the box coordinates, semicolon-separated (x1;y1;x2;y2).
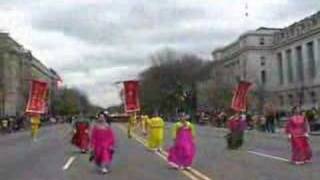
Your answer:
291;106;301;115
97;111;111;125
152;110;159;117
179;112;190;121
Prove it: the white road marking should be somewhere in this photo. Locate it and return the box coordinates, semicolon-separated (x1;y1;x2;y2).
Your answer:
62;156;76;170
158;149;212;180
117;124;213;180
248;151;289;162
155;151;199;180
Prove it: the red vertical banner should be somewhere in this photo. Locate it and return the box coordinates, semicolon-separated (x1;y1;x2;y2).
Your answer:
123;80;140;113
26;80;49;114
231;81;252;112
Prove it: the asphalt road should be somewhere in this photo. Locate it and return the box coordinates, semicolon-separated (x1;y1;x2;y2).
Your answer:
0;124;188;180
0;123;319;180
134;123;320;180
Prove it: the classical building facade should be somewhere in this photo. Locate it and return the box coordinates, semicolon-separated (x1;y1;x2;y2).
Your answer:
0;32;60;117
211;11;320;111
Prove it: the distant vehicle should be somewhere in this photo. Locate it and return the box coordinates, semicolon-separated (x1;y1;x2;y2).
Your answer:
310;120;320;132
109;113;130;123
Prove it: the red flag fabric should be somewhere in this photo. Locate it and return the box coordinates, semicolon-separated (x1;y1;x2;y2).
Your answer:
26;80;49;114
123;80;140;113
231;81;252;112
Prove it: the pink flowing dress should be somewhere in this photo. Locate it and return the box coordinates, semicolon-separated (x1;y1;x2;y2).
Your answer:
285;115;312;163
90;124;116;166
168;122;196;167
72;122;90;150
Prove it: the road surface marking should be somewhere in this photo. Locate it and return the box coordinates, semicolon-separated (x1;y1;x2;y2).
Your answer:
158;149;212;180
248;151;289;162
155;150;199;180
117;124;213;180
62;156;76;170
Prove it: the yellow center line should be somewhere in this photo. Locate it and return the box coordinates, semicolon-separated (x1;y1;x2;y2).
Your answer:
116;124;213;180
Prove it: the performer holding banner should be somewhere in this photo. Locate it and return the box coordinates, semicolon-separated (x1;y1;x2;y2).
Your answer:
26;80;48;142
30;114;41;141
226;81;251;150
122;80;140;139
285;106;312;165
226;112;247;150
127;113;137;139
168;112;196;170
71;117;90;153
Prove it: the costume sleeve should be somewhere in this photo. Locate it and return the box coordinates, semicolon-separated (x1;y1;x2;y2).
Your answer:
89;125;96;149
110;128;116;147
172;123;179;139
190;123;196;137
304;117;310;133
285;118;291;134
159;118;165;128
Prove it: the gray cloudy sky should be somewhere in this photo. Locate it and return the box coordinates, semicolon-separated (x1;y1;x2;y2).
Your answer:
0;0;319;107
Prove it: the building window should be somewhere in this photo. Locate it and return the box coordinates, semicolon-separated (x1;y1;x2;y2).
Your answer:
259;37;265;45
310;91;317;105
307;41;316;79
279;95;284;106
288;94;294;105
286;49;294;83
277;52;284;85
296;46;304;82
260;56;266;66
261;70;266;84
298;91;305;106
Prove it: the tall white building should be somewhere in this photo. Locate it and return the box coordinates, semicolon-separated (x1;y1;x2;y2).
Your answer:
211;11;320;111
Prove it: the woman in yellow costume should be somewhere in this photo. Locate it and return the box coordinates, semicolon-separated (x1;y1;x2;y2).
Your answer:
127;112;137;139
146;113;165;151
30;114;41;142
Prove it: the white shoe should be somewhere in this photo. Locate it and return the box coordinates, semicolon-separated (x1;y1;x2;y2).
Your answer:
101;168;109;174
169;162;179;169
293;161;305;165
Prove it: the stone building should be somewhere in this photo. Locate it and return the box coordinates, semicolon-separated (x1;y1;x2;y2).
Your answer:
272;12;320;111
210;11;320;111
0;32;60;117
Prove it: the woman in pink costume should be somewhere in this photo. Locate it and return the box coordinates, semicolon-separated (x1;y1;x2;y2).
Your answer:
285;106;312;165
168;112;196;169
90;112;116;174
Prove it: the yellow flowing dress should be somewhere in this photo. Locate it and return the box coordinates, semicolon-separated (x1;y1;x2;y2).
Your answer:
147;117;165;150
31;116;41;140
141;115;149;135
128;115;137;138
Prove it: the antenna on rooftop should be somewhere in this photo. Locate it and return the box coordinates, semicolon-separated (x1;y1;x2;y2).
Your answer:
245;1;249;17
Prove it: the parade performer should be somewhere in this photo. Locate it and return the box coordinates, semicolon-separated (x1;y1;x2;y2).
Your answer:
226;112;247;150
71;117;90;153
90;112;116;174
168;112;196;169
141;115;149;136
127;113;137;139
146;113;164;151
30;114;41;142
285;106;312;165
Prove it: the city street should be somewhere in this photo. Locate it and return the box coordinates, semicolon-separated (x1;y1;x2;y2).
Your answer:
0;123;319;180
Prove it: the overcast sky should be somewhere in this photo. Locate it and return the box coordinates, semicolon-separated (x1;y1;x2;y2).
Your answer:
0;0;319;108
